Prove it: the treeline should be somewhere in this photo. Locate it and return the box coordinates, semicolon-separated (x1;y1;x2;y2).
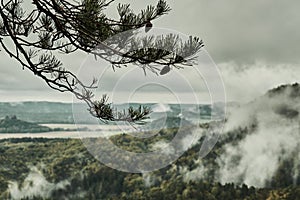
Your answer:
0;116;80;133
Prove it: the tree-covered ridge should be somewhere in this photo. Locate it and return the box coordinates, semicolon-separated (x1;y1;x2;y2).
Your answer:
267;82;300;98
0;126;299;200
0;83;299;199
0;137;267;199
0;116;52;133
0;116;73;133
0;102;75;124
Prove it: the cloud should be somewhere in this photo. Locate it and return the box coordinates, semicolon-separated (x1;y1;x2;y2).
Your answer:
217;85;300;187
159;0;300;65
175;84;299;187
142;172;155;187
219;61;300;102
1;1;300;103
180;164;207;182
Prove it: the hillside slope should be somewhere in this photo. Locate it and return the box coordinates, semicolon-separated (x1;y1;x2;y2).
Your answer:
0;83;299;199
0;116;52;133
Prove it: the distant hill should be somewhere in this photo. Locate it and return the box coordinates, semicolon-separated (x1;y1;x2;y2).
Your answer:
0;115;52;133
0;101;222;124
150;116;194;129
0;116;74;133
0;102;75;124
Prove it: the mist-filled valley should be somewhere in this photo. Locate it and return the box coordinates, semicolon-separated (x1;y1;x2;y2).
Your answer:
0;83;299;199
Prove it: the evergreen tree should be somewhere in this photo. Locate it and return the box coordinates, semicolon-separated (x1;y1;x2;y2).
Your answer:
0;0;203;123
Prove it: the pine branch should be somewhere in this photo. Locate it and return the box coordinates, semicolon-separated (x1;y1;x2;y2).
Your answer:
0;0;203;124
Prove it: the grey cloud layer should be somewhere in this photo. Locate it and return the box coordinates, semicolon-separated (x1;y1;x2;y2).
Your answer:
160;0;300;64
0;1;299;102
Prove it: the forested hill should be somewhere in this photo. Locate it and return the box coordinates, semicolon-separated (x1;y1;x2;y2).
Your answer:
0;83;299;199
0;136;299;200
0;116;70;133
0;116;52;133
0;102;75;124
267;82;300;98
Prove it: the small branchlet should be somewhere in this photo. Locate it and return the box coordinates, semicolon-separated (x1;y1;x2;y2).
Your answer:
90;95;151;124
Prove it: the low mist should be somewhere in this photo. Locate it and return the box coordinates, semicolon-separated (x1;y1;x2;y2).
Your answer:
217;84;300;187
8;166;70;199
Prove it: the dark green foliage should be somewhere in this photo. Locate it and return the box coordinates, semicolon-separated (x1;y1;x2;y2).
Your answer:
0;125;299;200
91;95;152;124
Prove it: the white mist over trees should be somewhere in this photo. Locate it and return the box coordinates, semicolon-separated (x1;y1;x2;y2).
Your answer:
217;83;300;187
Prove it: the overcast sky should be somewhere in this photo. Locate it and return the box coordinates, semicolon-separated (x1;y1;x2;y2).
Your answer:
0;0;299;103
